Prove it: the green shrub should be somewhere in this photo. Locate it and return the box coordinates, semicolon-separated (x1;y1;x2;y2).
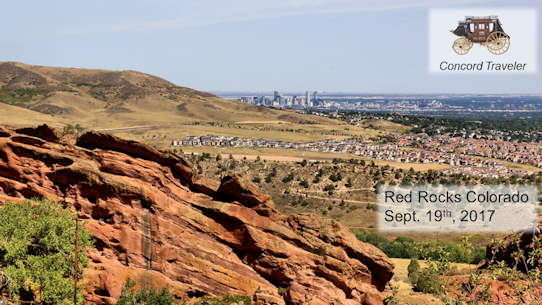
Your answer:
407;258;420;285
296;159;308;167
116;278;175;305
414;268;441;294
0;197;94;304
323;184;335;191
282;174;294;183
366;203;378;211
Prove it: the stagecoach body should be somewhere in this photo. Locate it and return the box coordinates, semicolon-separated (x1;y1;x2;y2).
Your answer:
451;16;510;55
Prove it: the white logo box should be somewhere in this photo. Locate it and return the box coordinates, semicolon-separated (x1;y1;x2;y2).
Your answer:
428;8;537;74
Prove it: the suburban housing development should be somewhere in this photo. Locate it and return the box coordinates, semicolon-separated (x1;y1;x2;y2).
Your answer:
173;133;540;178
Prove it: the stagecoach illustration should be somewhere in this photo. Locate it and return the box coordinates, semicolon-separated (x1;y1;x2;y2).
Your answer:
451;16;510;55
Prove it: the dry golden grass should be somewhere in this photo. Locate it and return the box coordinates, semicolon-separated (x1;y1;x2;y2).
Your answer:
0;95;342;130
235;120;289;124
117;124;352;144
0;103;62;127
486;157;542;172
391;258;474;282
359;118;411;132
0;62;341;129
388;258;476;305
113;121;412;156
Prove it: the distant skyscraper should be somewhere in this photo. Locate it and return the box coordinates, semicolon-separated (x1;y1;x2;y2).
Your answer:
306;91;310;106
313;91;318;101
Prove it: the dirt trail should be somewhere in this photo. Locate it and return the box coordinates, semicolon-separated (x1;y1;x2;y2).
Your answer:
307;195;372;204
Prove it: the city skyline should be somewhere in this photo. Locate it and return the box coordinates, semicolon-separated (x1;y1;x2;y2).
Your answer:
221;89;542;113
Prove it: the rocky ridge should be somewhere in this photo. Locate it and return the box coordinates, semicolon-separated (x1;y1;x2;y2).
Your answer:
0;125;394;304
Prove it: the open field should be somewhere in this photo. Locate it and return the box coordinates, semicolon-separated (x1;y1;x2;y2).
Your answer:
359;118;411;132
180;146;453;172
112;120;410;149
235;120;288;124
181;146;456;174
181;146;359;161
486;157;542;172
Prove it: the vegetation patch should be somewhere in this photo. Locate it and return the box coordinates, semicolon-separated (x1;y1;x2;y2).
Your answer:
0;87;47;107
0;197;94;303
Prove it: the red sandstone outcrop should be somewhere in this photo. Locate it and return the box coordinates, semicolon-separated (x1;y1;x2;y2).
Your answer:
0;125;394;305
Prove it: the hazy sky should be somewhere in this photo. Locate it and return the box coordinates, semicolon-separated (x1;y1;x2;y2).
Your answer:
1;0;540;94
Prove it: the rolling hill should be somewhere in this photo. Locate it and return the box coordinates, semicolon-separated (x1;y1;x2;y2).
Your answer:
0;62;339;129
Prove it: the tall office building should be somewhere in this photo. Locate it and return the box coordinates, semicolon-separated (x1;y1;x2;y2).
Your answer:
306;91;310;107
313;91;318;101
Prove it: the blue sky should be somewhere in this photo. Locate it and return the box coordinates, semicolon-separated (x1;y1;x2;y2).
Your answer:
1;0;540;94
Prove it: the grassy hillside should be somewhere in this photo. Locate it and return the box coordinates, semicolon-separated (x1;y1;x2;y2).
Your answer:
0;62;340;128
0;103;61;127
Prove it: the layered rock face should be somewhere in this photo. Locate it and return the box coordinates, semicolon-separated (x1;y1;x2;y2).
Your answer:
0;125;394;305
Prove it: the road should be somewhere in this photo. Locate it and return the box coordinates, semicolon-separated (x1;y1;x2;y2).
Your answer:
94;125;163;133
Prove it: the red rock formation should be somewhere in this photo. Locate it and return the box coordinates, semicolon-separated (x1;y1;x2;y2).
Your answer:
0;125;394;305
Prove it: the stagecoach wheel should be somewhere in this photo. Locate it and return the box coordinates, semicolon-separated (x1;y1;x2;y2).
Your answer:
486;31;510;55
452;37;472;55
